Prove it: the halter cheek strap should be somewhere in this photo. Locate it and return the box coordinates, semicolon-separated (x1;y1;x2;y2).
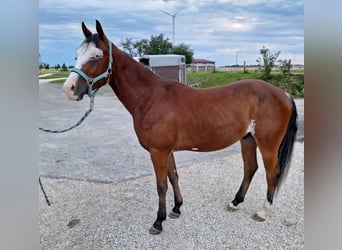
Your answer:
71;39;113;98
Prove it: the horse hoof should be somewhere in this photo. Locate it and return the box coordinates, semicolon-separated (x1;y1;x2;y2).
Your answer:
253;213;266;222
226;202;238;212
149;226;162;235
169;211;181;219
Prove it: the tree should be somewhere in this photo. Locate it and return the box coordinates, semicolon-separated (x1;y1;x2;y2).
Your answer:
39;63;44;72
120;38;135;56
61;63;68;71
145;34;173;55
171;43;193;64
256;46;280;80
133;39;149;57
120;34;193;62
279;59;293;77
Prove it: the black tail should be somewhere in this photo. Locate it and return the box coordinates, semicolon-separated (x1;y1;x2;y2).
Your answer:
277;97;298;191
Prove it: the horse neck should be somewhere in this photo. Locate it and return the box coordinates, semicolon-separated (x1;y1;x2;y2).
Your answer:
108;47;161;115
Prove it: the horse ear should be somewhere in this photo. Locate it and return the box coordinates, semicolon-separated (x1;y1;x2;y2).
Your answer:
96;20;105;40
82;22;92;38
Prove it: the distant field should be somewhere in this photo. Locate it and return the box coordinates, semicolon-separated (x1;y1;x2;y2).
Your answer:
39;69;69;83
216;65;304;74
39;68;70;74
187;67;304;97
39;73;69;79
187;70;261;88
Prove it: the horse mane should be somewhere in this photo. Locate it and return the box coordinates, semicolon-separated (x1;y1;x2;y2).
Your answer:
83;33;99;46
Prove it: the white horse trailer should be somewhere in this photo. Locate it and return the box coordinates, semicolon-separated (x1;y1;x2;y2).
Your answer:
136;54;186;83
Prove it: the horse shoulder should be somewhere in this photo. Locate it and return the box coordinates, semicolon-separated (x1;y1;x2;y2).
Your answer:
132;84;181;150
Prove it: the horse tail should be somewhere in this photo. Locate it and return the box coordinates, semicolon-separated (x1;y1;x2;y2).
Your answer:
277;96;298;191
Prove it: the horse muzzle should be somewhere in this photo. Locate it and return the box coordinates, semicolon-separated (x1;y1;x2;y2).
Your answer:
63;84;82;101
63;73;85;101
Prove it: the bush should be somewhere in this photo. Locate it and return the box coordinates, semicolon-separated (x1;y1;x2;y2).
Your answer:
271;74;304;97
256;46;280;80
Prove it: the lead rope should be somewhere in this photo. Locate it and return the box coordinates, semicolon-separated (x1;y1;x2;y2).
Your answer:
39;96;95;133
39;177;51;206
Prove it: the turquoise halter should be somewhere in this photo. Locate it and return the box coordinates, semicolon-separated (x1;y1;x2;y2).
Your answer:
71;39;113;98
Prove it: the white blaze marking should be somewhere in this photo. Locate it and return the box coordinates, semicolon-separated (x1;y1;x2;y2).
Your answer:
63;42;103;100
74;42;103;69
63;72;80;101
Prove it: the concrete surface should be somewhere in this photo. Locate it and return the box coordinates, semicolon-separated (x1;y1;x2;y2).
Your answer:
39;81;304;249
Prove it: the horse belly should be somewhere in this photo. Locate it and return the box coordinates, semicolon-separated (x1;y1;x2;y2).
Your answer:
175;125;244;152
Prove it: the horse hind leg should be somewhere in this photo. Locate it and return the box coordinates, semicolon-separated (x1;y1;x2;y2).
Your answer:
253;147;280;222
167;153;183;219
227;133;258;211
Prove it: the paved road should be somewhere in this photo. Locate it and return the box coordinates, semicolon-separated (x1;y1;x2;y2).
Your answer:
39;81;304;183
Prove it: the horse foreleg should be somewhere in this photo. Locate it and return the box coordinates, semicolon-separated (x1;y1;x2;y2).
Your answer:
227;134;258;211
149;149;169;235
167;153;183;219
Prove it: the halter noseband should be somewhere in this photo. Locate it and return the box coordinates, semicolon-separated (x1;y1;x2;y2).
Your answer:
71;39;113;98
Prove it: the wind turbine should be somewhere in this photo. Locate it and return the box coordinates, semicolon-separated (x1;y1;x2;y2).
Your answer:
235;51;240;66
158;9;182;45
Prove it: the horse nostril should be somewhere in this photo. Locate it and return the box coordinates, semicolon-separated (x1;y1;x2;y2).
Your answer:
71;85;75;91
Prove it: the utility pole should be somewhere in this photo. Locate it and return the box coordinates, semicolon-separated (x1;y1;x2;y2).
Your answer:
158;9;182;45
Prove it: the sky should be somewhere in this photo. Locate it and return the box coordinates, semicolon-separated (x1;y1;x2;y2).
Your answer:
39;0;304;67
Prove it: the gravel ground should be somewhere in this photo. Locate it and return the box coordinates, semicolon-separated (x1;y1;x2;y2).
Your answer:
39;142;303;249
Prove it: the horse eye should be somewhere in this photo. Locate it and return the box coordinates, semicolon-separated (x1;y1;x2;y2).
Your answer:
74;57;77;60
90;55;102;61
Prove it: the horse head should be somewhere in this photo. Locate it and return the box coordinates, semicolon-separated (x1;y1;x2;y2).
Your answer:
63;20;112;101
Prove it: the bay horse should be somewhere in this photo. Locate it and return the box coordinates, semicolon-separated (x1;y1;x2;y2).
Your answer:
63;20;297;235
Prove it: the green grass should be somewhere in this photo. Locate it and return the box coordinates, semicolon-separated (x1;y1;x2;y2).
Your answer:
187;70;261;88
39;72;69;79
187;69;304;97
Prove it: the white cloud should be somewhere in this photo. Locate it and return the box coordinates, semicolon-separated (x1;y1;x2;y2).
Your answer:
39;0;303;66
209;17;258;32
